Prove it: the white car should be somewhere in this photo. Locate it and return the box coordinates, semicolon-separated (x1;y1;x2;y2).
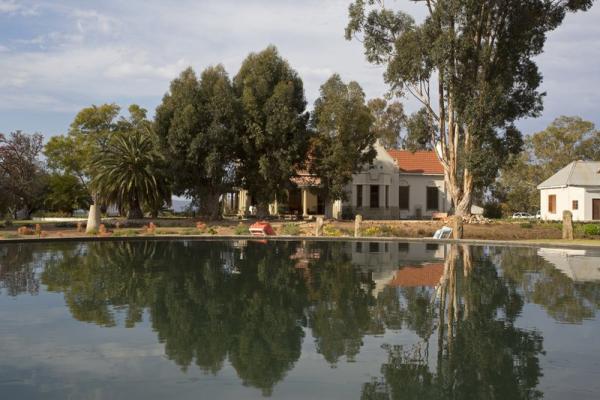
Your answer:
512;212;533;219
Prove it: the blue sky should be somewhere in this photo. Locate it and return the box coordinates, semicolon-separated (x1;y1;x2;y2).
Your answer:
1;0;599;139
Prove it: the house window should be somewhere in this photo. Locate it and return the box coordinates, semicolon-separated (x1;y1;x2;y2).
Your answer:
398;243;409;253
572;200;578;210
355;242;362;253
385;186;389;208
356;185;363;207
548;195;556;213
399;186;409;210
426;186;439;210
370;185;379;208
369;242;380;253
426;243;439;251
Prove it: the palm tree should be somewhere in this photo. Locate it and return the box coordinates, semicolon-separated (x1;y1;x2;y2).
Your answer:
90;129;170;219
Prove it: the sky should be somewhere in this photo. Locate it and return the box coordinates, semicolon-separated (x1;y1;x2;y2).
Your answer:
0;0;599;139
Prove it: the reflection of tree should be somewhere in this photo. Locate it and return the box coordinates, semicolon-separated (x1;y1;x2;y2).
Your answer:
362;245;544;400
0;244;41;296
42;241;161;327
500;247;600;324
305;242;376;365
41;240;308;397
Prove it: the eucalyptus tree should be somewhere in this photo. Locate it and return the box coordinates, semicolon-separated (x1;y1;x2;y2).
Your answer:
233;46;311;217
368;97;406;149
155;65;240;219
346;0;594;218
310;74;376;216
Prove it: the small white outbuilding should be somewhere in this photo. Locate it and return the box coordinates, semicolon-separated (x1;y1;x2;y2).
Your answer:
537;161;600;221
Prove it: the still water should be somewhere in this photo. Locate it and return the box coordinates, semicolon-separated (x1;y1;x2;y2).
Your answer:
1;240;599;399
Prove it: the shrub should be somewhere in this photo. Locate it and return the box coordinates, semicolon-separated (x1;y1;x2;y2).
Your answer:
519;222;533;229
582;224;600;237
323;225;346;237
207;227;217;235
234;223;248;235
17;226;34;235
280;223;301;236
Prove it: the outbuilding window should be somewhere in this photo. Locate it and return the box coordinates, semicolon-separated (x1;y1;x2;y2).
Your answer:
572;200;579;210
548;195;556;213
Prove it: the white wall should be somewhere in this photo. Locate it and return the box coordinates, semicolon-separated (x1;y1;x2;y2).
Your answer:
540;186;587;221
583;188;600;220
340;141;450;220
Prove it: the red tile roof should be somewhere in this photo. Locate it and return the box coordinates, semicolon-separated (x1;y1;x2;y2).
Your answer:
387;150;444;174
388;263;444;288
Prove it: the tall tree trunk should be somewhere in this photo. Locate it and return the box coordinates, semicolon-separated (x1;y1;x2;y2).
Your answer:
127;197;143;220
198;192;222;221
256;202;269;219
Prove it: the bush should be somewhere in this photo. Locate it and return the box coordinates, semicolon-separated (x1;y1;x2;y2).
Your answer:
519;222;533;229
234;224;248;235
17;226;35;235
323;225;349;237
582;224;600;237
280;223;301;236
483;202;503;219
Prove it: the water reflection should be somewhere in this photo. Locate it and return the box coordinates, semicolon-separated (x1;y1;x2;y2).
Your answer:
1;240;600;398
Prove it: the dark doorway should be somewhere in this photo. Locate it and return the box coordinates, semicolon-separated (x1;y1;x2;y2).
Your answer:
288;188;302;215
593;199;600;220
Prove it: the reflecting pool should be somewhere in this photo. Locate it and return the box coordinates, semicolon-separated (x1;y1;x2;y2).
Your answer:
1;240;599;399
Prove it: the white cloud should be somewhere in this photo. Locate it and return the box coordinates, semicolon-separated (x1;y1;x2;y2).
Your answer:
0;0;599;136
0;0;38;16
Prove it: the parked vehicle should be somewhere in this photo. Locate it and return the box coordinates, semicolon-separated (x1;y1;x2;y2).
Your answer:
512;212;533;219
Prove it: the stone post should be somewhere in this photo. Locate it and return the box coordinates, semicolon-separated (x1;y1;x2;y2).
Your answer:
562;210;574;240
452;215;464;239
86;204;101;233
315;217;324;237
354;214;362;238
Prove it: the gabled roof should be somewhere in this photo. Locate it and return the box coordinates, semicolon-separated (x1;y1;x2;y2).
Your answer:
537;161;600;189
387;149;444;175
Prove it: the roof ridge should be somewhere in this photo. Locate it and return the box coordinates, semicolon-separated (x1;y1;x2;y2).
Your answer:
565;160;577;186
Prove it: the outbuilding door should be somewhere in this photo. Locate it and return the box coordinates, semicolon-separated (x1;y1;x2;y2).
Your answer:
593;199;600;220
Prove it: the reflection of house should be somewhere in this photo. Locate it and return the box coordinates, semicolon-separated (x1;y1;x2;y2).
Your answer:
537;248;600;282
387;264;445;287
537;161;600;221
233;141;450;219
345;241;447;296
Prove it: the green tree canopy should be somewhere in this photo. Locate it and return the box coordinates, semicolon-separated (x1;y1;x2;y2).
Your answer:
233;46;311;216
346;0;593;218
155;65;240;219
310;74;376;208
90;127;170;219
368;98;406;149
45;173;91;215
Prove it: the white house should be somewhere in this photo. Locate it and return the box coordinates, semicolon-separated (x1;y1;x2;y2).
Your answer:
234;141;450;220
537;160;600;221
